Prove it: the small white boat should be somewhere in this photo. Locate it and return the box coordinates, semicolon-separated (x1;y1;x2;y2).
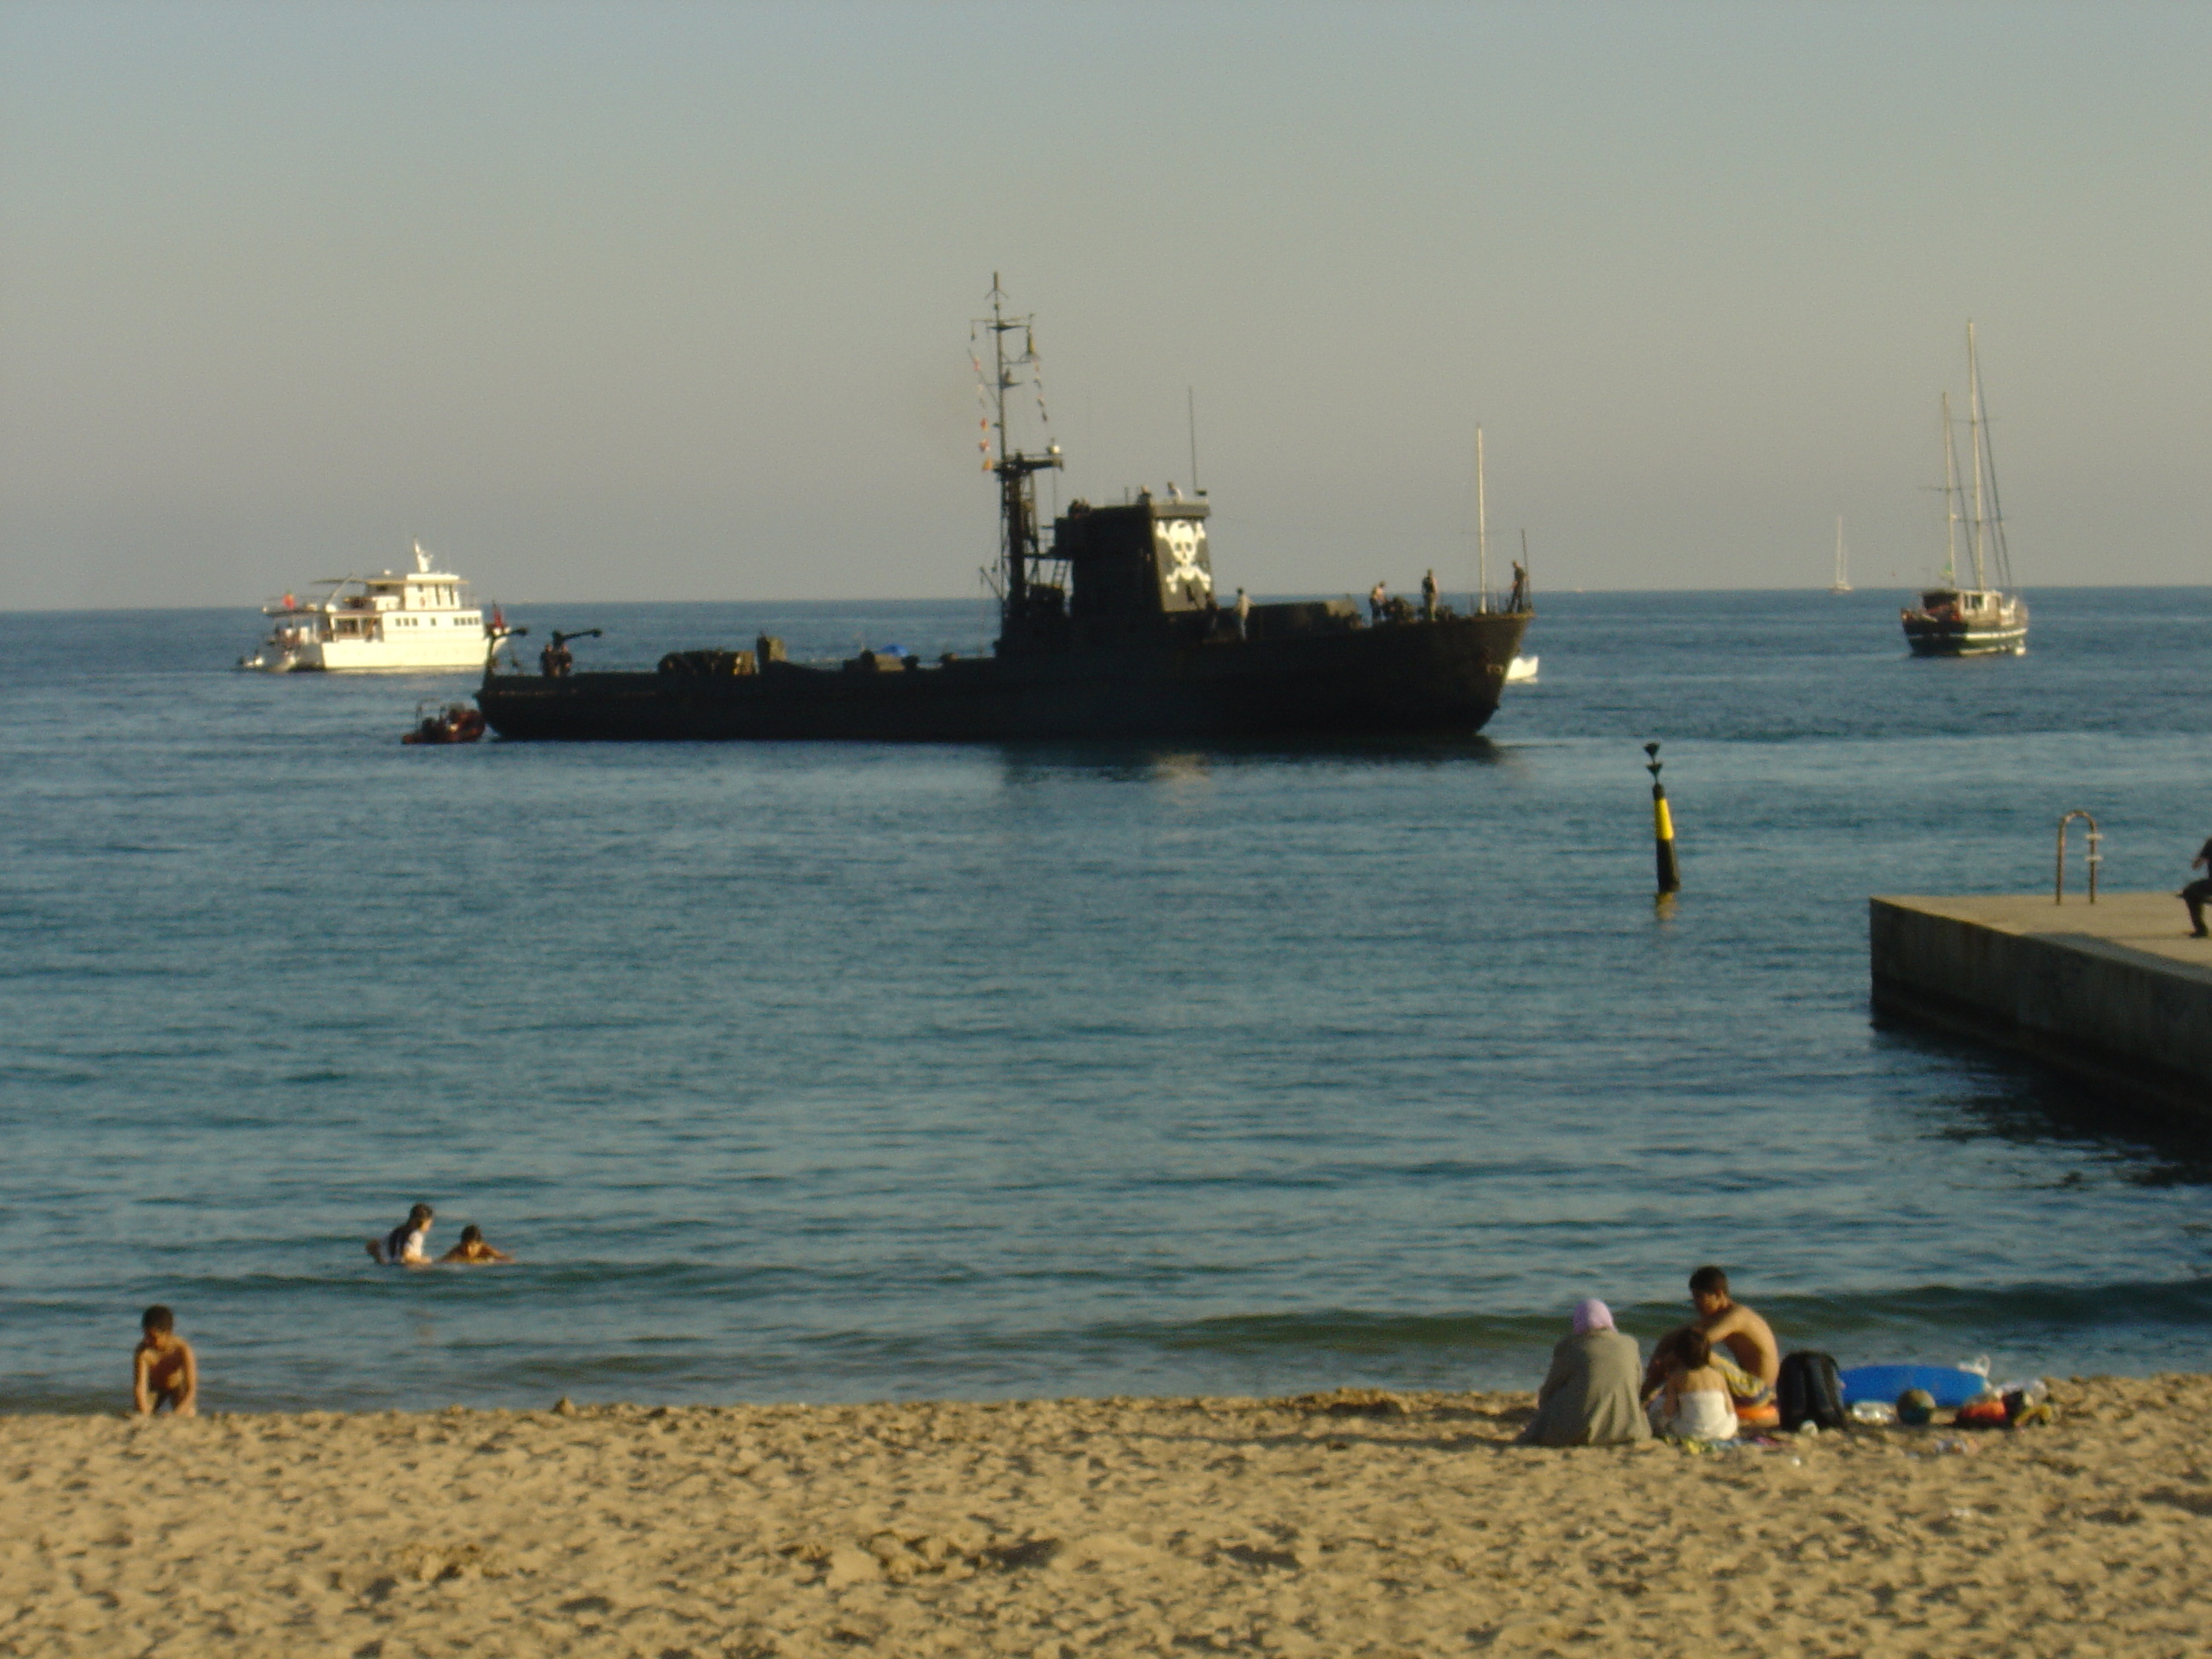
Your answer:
241;542;493;672
1505;655;1539;683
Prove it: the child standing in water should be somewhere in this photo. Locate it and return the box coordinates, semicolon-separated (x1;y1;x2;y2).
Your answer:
132;1306;197;1417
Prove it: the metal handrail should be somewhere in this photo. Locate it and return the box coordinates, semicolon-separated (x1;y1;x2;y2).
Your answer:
2056;811;2101;904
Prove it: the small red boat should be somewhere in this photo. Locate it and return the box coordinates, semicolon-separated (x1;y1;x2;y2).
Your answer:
401;702;486;745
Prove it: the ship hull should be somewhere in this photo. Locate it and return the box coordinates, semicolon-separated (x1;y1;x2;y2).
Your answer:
1901;617;2029;657
478;613;1532;742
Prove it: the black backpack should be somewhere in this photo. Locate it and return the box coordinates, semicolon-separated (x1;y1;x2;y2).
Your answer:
1777;1351;1848;1431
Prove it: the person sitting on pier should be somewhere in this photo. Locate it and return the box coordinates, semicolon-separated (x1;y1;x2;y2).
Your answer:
1643;1266;1780;1429
2179;835;2212;938
1421;568;1439;620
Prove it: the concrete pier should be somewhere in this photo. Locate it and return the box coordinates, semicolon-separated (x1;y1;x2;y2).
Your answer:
1870;893;2212;1119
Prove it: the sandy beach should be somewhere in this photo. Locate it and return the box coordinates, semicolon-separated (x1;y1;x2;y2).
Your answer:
6;1375;2210;1656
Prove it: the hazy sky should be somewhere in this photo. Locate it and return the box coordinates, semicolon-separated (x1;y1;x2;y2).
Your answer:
3;1;2206;608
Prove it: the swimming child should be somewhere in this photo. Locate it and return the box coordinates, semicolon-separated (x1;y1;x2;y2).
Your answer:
1655;1329;1737;1441
437;1225;515;1265
365;1202;435;1266
132;1305;197;1417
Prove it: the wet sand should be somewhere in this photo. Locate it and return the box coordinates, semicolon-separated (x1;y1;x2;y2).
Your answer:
5;1375;2209;1656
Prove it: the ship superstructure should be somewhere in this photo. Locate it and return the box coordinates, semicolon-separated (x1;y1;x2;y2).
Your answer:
242;543;490;672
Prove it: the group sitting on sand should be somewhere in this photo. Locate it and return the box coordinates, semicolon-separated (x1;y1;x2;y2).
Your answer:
364;1202;515;1266
1517;1265;1778;1447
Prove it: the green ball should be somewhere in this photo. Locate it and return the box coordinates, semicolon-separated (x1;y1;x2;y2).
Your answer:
1896;1388;1936;1426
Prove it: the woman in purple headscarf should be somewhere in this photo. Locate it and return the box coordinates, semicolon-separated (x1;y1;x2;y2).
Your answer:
1516;1297;1650;1447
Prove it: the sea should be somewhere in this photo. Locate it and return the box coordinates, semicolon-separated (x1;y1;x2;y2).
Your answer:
3;588;2210;1415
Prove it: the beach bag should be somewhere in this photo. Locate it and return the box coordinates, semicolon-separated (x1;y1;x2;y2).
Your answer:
1777;1351;1848;1431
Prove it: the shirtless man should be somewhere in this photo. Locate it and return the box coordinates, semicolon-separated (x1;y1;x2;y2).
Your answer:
1688;1266;1778;1388
132;1305;197;1417
437;1225;515;1265
1644;1266;1780;1403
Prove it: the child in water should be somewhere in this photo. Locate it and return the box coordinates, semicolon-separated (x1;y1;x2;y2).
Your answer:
1656;1329;1737;1441
438;1225;515;1265
132;1305;197;1416
366;1202;435;1266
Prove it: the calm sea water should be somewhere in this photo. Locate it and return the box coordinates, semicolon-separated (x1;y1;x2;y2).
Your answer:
4;589;2210;1414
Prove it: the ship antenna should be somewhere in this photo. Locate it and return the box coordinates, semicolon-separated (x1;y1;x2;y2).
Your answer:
1475;424;1489;615
1188;387;1202;496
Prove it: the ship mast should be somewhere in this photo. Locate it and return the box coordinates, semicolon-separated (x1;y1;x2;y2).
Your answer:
1475;425;1489;614
976;275;1062;655
1965;322;1990;591
1940;390;1965;588
1972;329;2016;592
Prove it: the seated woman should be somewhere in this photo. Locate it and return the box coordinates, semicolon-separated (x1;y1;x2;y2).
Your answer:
437;1225;514;1266
1644;1326;1779;1429
1516;1299;1650;1447
1652;1329;1738;1441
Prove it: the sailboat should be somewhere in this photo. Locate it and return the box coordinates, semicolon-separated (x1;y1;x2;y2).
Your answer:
1901;323;2029;656
1829;515;1852;594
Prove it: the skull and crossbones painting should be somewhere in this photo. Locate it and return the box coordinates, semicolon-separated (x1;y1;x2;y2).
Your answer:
1155;517;1213;608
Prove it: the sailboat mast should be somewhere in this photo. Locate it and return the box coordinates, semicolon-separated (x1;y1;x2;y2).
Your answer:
1965;323;1990;591
1475;425;1489;615
1835;515;1848;591
1940;391;1964;588
1974;341;2015;591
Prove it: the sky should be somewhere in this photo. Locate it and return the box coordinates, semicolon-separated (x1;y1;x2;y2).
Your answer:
2;1;2206;608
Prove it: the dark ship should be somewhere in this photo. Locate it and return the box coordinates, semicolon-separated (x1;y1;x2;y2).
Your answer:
476;284;1532;742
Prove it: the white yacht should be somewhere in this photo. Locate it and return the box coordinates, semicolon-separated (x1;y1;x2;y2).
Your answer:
241;542;492;672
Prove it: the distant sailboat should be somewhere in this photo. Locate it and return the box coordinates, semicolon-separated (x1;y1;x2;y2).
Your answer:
1830;515;1852;593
